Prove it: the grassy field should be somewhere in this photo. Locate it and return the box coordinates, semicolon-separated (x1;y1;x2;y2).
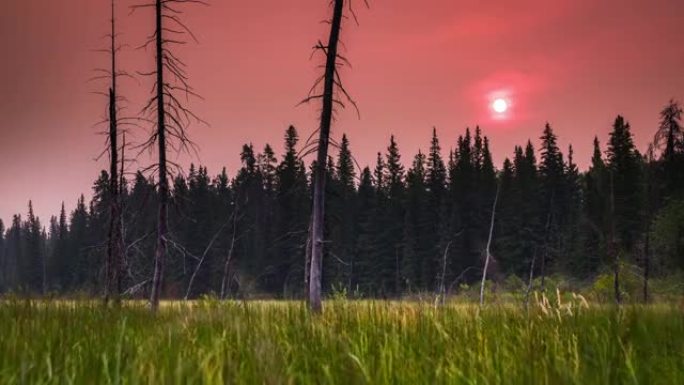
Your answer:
0;297;683;385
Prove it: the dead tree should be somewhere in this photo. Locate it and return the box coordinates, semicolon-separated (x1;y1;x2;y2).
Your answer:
133;0;206;312
642;145;658;303
437;241;452;305
302;0;367;313
524;248;537;309
184;210;244;300
220;208;240;299
479;182;501;306
609;170;621;305
538;192;555;292
91;0;126;305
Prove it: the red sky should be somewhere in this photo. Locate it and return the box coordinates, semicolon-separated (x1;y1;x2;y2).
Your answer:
1;0;683;224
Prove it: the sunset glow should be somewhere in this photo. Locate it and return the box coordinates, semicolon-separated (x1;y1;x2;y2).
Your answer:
1;0;683;223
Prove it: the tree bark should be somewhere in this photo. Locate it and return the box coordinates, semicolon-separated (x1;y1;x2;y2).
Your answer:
304;220;311;300
105;0;123;305
150;0;168;312
308;0;345;313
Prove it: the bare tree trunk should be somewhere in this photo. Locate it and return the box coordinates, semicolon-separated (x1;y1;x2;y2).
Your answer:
42;240;47;295
120;131;127;276
304;220;312;300
308;0;345;313
150;0;168;312
643;231;650;303
524;248;537;309
609;171;621;305
184;219;230;300
480;183;501;306
437;241;452;305
540;194;554;292
395;246;401;296
104;0;123;305
220;210;239;300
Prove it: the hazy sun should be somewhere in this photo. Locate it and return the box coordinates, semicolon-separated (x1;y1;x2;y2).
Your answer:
493;98;508;114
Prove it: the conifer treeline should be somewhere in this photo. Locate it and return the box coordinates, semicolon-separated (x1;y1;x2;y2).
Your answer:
1;103;683;298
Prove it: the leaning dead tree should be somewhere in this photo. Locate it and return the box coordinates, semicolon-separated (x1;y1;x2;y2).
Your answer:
301;0;367;313
133;0;206;312
479;182;500;306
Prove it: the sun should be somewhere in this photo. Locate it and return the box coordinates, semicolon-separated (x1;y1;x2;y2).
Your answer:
492;98;508;114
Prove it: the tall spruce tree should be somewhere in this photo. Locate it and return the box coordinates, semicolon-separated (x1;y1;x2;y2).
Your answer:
69;196;90;291
5;215;22;291
355;167;377;293
403;151;428;290
23;202;44;294
583;137;610;274
656;100;684;196
382;136;405;294
562;145;582;273
275;126;309;296
328;134;357;291
607;116;644;252
49;203;70;291
538;123;565;287
424;128;447;289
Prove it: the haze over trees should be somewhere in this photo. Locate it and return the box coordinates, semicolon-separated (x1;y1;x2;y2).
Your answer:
1;104;682;301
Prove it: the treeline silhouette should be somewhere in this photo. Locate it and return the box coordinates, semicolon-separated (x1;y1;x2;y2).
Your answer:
0;103;683;299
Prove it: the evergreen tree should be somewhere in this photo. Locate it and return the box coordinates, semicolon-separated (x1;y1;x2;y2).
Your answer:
22;201;44;293
510;141;541;276
5;215;22;291
385;136;405;201
449;129;476;282
234;143;270;291
381;136;406;294
495;156;519;274
538;123;565;286
561;145;583;273
336;135;356;191
275;126;309;296
656;100;684;196
403;151;428;290
606;116;644;253
328;134;357;291
121;172;157;293
354;167;378;293
89;171;112;290
49;203;70;291
373;152;386;196
259;144;278;194
583;137;610;274
69;196;91;291
423;128;447;289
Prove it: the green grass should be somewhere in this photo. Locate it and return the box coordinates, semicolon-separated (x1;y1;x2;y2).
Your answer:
0;299;683;384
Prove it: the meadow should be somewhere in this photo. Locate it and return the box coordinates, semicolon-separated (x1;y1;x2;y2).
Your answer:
0;297;683;385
